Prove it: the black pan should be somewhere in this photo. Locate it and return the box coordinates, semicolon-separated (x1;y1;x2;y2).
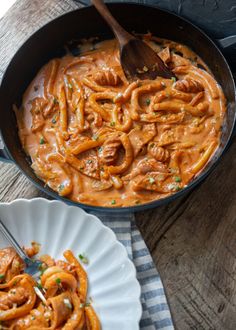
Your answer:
0;3;235;213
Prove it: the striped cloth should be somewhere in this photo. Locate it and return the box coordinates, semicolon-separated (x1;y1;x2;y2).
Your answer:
91;212;174;330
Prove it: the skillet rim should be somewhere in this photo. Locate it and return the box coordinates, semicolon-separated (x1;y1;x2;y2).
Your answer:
0;2;235;213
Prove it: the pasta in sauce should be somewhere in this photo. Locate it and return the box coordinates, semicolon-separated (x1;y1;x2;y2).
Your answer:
15;34;226;207
0;245;100;329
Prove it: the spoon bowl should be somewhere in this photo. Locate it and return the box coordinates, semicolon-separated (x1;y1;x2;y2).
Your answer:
92;0;174;80
120;37;175;80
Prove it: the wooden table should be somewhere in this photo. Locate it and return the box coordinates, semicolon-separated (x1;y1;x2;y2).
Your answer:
0;1;236;329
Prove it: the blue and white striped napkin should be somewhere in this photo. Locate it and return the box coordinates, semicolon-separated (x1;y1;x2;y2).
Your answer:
91;212;174;330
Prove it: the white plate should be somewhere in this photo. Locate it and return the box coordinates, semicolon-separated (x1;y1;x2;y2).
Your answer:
0;198;142;330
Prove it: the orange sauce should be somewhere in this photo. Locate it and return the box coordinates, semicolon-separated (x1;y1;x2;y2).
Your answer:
15;35;226;207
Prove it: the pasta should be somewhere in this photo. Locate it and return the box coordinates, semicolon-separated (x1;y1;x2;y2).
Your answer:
15;35;226;207
0;245;100;329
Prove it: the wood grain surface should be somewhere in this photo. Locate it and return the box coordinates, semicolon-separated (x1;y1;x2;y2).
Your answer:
0;1;236;329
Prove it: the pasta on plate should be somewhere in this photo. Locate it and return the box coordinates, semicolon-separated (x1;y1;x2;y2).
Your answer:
0;245;100;329
15;34;226;207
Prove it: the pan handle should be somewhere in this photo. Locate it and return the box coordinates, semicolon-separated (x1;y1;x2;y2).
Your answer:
215;37;236;138
217;36;236;50
0;136;13;163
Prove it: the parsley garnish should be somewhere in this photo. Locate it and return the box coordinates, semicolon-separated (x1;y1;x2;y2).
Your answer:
146;99;151;106
110;121;115;127
92;135;99;141
55;278;61;285
53;97;59;105
58;184;64;192
111;199;116;205
80;302;91;308
39;137;45;145
171;77;176;83
175;176;181;182
79;254;89;265
0;274;4;279
68;83;73;91
149;177;155;184
167;183;181;192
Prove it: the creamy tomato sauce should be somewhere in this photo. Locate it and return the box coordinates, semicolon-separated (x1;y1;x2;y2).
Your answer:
0;246;100;329
15;35;226;207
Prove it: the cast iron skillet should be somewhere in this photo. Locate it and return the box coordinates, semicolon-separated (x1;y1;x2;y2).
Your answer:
0;3;235;213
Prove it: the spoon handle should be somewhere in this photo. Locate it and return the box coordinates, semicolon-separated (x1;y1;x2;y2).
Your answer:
92;0;133;46
0;218;28;261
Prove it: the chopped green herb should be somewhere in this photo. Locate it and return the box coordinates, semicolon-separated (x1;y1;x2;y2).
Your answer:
39;137;45;145
149;177;155;184
31;316;36;321
86;159;93;164
79;167;84;171
98;147;103;152
110;121;115;127
38;264;45;271
15;260;20;268
167;183;181;192
171;77;176;83
80;302;91;308
150;143;155;148
111;199;116;205
175;176;182;182
0;274;4;279
58;184;65;192
68;83;73;90
146;99;151;106
92;135;99;141
79;254;89;265
55;278;61;285
37;282;43;290
53;97;59;105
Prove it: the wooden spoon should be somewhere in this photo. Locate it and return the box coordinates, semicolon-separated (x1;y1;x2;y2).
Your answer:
92;0;175;80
